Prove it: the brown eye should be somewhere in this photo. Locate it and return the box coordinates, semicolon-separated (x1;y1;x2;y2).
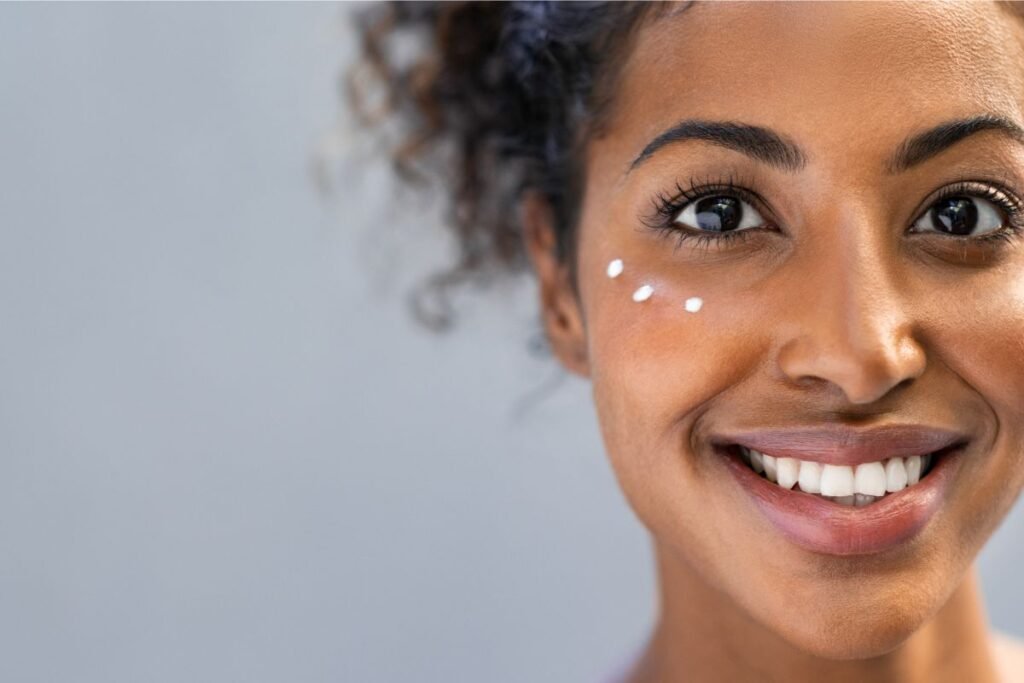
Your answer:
674;195;766;233
912;195;1004;237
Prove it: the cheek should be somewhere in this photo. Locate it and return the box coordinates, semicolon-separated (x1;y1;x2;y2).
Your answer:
948;271;1024;421
926;268;1024;536
585;262;759;520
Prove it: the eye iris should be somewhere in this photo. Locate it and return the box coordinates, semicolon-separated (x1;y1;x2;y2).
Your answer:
931;196;978;236
694;196;742;232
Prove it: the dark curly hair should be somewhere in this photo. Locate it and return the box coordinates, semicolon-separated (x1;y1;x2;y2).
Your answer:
346;0;690;332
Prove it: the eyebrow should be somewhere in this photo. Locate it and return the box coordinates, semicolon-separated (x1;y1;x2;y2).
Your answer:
885;114;1024;173
628;120;806;174
625;114;1024;176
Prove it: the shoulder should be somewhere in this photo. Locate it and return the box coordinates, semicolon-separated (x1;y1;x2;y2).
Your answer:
992;630;1024;683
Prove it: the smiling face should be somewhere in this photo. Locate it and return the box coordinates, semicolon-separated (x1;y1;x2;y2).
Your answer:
524;0;1024;660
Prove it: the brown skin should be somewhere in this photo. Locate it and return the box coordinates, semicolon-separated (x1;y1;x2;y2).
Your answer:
523;2;1024;682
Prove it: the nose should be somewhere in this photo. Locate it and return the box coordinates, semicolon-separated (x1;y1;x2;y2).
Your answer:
775;210;927;406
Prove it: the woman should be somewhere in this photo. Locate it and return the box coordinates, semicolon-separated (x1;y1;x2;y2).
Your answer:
349;2;1024;680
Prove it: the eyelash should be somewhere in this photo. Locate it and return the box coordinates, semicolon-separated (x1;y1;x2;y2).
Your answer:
641;173;1024;253
931;181;1024;247
642;173;767;253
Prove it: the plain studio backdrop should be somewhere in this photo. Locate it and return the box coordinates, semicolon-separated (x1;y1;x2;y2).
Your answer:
0;3;1020;682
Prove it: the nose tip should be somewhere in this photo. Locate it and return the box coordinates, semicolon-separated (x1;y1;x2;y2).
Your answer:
774;331;929;405
777;324;926;405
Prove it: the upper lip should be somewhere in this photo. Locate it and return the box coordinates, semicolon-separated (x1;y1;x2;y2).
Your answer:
714;423;969;467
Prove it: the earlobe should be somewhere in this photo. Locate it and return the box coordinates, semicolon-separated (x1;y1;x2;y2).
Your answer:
520;190;590;378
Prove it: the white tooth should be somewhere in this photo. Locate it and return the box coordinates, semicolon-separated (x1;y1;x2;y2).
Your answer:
763;454;778;483
798;461;822;494
749;449;765;474
906;455;922;485
885;457;908;492
820;464;855;496
854;493;877;507
776;457;800;489
854;461;887;496
834;494;856;506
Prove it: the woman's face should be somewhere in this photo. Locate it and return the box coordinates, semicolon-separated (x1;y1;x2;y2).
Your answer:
535;1;1024;658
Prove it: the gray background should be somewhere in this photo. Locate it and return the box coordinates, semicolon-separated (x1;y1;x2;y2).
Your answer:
0;3;1019;682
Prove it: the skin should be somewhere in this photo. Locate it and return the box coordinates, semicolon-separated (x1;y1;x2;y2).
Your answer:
521;2;1024;681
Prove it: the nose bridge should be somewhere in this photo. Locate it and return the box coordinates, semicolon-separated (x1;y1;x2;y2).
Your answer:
775;201;926;405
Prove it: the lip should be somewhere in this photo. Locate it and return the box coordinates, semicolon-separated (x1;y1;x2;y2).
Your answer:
712;424;968;467
717;440;967;556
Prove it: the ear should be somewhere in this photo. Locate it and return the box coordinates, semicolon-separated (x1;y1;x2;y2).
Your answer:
520;190;590;378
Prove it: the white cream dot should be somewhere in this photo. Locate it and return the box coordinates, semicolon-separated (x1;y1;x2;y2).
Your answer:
684;296;703;313
606;258;624;278
632;284;654;302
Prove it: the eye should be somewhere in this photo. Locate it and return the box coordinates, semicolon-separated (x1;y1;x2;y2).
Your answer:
910;194;1005;237
674;194;766;234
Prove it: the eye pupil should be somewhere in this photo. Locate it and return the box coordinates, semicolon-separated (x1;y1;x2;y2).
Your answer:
931;196;978;236
695;196;742;232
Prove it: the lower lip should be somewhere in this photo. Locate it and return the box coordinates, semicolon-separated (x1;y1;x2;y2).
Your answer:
718;443;965;556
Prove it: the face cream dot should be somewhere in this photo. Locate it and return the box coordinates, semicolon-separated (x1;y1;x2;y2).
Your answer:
606;258;624;278
684;296;703;313
632;284;654;302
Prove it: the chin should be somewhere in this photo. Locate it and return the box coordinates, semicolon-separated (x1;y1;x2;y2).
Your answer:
775;609;927;660
749;569;950;661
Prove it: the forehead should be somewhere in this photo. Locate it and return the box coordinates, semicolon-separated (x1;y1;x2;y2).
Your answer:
597;1;1024;181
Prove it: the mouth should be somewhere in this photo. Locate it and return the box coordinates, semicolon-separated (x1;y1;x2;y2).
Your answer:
715;439;969;556
725;442;951;506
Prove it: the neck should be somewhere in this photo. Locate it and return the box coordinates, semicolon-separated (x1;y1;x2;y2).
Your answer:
627;543;1000;683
